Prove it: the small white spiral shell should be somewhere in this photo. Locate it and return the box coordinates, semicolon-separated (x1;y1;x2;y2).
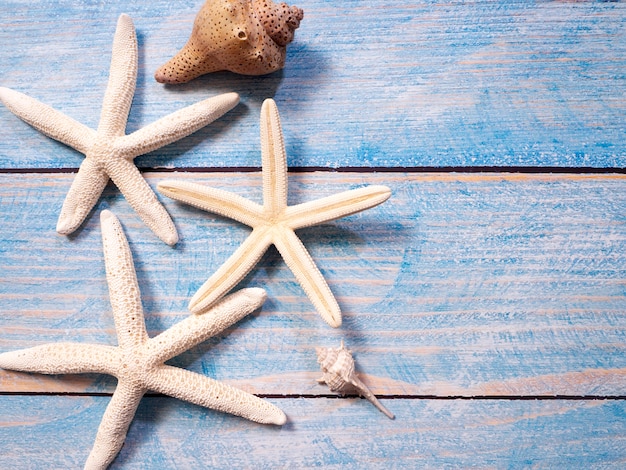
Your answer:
316;341;394;419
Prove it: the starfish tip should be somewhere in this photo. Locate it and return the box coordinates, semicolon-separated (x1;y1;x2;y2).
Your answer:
162;231;179;246
100;209;115;223
188;298;203;314
222;92;240;106
261;98;278;111
156;180;175;196
0;350;21;369
117;12;133;25
373;185;392;202
243;287;267;305
320;306;342;328
273;411;288;426
56;216;78;236
0;86;22;108
327;316;342;328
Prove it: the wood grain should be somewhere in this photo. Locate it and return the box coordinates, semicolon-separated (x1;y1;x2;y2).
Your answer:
0;396;624;468
1;1;624;467
1;172;624;396
0;0;624;169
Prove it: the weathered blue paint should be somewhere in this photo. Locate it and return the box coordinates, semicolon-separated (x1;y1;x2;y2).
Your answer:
1;173;624;396
0;396;624;469
0;1;625;467
0;1;624;169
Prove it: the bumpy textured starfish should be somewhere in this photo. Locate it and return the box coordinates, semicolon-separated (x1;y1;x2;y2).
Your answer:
158;99;391;327
0;14;240;245
0;210;286;470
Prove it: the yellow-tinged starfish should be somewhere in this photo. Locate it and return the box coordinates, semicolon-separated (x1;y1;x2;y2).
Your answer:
158;99;391;327
0;14;240;245
0;210;286;470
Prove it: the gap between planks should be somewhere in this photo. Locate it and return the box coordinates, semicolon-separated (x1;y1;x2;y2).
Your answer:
1;166;625;175
1;392;624;400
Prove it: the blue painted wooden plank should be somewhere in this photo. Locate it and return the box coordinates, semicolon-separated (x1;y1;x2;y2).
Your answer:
1;173;624;395
0;396;624;468
0;1;624;169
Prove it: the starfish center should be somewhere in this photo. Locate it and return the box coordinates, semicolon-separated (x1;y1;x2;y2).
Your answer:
117;347;152;383
264;209;288;226
259;219;291;241
87;139;122;165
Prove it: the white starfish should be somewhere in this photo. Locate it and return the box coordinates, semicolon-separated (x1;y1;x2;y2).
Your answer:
0;210;286;470
158;99;391;327
0;14;240;245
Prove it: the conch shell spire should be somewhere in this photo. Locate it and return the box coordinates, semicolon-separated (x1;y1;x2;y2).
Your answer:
316;341;395;420
155;0;303;83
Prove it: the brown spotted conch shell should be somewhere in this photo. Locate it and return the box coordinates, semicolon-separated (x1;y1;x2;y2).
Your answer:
316;341;395;419
155;0;304;83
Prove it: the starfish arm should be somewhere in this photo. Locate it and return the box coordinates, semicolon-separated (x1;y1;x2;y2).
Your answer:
105;161;178;245
116;93;240;157
273;228;342;328
84;379;145;470
149;365;286;425
189;228;272;314
0;343;119;375
157;179;264;227
146;288;266;364
285;185;392;230
0;87;96;153
260;99;288;214
56;158;110;235
100;210;149;348
97;14;138;138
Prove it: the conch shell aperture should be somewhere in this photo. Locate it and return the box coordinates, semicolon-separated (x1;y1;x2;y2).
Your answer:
155;0;303;83
316;341;395;420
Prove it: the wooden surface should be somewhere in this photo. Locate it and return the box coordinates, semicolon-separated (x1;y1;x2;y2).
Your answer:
0;1;625;468
1;397;625;468
1;0;625;170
